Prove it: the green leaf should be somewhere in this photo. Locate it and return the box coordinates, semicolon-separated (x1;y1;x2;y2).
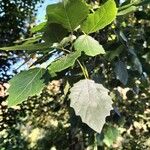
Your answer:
48;51;81;73
69;79;113;133
42;23;68;43
31;22;46;33
81;0;117;34
0;43;52;51
118;4;136;16
46;0;89;32
7;68;46;106
103;126;119;147
114;60;128;85
74;35;105;56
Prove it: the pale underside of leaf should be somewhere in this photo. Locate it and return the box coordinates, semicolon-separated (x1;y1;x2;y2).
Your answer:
69;79;113;133
74;35;105;56
7;68;46;106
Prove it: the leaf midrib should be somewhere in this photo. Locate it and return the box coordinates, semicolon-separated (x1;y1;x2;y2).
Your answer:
63;2;73;32
12;69;42;103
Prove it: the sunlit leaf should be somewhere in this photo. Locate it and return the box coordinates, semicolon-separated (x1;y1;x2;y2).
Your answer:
69;79;113;133
118;4;136;16
74;35;105;56
81;0;117;34
103;126;119;147
31;22;46;33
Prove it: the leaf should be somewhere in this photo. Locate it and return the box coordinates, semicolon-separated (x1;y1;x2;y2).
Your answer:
42;23;68;43
135;0;150;6
114;60;128;85
105;46;123;61
128;48;143;74
118;5;137;16
0;43;52;51
69;79;113;133
31;22;46;33
103;126;119;147
48;51;81;73
74;35;105;56
7;68;46;106
81;0;117;34
46;0;89;32
132;56;143;74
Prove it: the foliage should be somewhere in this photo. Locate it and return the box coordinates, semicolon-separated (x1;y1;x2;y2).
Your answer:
0;0;150;149
0;0;43;82
0;0;119;133
7;68;46;106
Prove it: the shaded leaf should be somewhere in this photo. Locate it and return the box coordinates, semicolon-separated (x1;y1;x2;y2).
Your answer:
7;68;46;106
74;35;105;56
114;60;128;85
134;11;150;20
81;0;117;34
42;23;68;43
129;48;143;74
0;43;52;51
105;46;123;61
46;0;89;32
48;51;81;73
135;0;150;6
132;56;143;74
69;79;113;133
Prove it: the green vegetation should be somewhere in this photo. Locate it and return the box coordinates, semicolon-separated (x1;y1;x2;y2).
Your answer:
0;0;150;149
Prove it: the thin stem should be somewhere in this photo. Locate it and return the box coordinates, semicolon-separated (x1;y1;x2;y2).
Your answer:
77;59;89;79
57;47;70;53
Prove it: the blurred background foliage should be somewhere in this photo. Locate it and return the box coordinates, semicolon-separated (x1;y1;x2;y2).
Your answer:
0;0;150;149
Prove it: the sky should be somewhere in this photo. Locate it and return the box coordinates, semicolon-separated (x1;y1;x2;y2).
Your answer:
36;0;60;23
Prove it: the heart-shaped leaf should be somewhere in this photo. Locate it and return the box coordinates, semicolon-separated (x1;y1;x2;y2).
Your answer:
74;35;105;56
46;0;89;32
69;79;113;133
81;0;117;34
7;68;46;106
